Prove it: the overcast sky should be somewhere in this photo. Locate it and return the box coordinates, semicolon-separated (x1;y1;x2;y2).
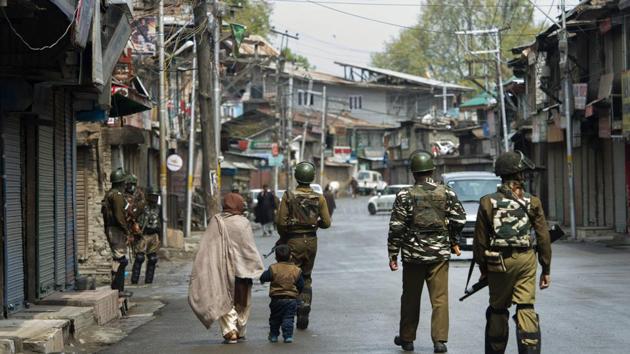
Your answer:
268;0;577;76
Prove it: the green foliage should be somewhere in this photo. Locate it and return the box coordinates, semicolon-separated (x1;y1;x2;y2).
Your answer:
282;48;313;70
224;0;273;38
370;0;539;83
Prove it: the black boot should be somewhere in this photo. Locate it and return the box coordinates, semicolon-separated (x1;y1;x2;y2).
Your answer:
296;303;310;330
486;306;509;354
145;253;158;284
112;257;132;297
394;336;414;352
434;341;448;353
131;253;145;284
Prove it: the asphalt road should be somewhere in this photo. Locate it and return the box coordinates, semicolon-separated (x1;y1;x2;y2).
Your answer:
101;196;630;354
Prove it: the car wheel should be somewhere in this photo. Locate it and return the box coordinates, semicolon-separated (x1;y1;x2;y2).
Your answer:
368;203;377;215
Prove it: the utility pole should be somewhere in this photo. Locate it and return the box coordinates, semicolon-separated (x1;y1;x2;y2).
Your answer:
158;0;168;246
184;39;197;239
559;0;577;239
193;0;220;217
274;56;283;194
213;0;222;193
457;28;509;153
286;75;294;189
320;86;327;185
434;84;455;116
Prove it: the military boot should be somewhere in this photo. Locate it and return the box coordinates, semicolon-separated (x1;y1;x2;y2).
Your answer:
434;341;448;353
394;336;414;352
296;303;310;330
131;253;145;284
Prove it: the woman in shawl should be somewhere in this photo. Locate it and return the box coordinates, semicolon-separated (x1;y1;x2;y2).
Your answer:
189;192;264;344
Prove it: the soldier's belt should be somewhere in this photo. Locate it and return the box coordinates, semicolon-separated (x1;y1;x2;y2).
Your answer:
491;246;532;257
287;232;316;239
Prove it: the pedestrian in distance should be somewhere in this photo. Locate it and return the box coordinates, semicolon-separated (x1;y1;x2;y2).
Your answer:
130;186;162;285
473;151;552;354
275;161;331;330
256;184;277;237
350;177;359;199
323;184;336;217
260;244;305;344
388;151;466;353
101;168;133;298
189;192;264;344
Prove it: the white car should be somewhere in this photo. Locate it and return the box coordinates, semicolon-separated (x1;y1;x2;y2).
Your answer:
367;184;411;215
356;170;388;195
433;140;458;156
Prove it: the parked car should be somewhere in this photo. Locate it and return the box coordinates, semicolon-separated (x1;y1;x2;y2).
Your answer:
367;184;411;215
441;171;501;250
432;140;458;156
356;170;388;195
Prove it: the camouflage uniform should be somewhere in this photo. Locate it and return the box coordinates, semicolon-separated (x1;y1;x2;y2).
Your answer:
473;181;551;354
131;189;161;285
275;185;331;329
103;185;130;294
388;178;466;346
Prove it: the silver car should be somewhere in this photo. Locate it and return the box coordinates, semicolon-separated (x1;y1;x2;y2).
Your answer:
442;171;501;250
367;184;412;215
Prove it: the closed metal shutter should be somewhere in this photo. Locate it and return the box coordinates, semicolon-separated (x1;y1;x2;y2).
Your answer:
64;95;75;286
2;116;24;312
54;93;66;288
38;125;55;297
76;147;88;260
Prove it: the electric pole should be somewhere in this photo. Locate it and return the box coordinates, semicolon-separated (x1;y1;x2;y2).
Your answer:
184;39;197;239
158;0;168;246
193;0;220;217
320;86;327;185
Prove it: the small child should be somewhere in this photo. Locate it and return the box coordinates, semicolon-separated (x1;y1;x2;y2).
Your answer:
260;244;304;343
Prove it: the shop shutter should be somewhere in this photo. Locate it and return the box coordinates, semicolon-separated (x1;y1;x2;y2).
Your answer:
76;147;88;260
38;125;56;297
54;93;66;288
2;116;24;312
65;95;75;286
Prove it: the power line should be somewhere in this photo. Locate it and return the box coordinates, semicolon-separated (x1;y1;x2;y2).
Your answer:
269;0;577;7
1;7;79;51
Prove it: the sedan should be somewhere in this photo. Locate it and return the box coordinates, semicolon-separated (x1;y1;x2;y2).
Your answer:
367;185;411;215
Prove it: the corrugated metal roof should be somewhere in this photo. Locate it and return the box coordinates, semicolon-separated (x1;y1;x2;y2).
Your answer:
334;61;473;91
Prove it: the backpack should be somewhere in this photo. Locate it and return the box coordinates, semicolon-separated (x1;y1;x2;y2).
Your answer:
286;190;320;228
489;192;532;248
101;190;115;226
408;184;448;232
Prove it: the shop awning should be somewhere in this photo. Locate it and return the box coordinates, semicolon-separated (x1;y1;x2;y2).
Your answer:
109;82;152;117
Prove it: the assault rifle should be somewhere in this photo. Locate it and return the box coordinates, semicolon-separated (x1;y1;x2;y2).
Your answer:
459;224;564;302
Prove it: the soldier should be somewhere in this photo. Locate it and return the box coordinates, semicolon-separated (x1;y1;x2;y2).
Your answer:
101;168;132;297
473;151;551;354
131;187;162;284
125;173;146;219
275;161;331;330
388;151;466;353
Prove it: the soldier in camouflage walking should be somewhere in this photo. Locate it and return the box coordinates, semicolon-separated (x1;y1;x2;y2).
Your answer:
388;151;466;353
131;187;162;284
275;161;331;330
473;151;551;354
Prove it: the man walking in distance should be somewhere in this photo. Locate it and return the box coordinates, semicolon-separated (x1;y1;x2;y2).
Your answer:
101;168;132;297
276;161;331;330
388;151;466;353
473;151;551;354
131;187;162;284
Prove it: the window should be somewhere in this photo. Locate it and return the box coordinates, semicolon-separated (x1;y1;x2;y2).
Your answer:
349;95;363;110
297;90;314;106
298;91;303;106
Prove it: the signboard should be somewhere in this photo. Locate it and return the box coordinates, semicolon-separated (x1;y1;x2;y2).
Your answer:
332;146;352;163
268;154;284;167
271;143;279;157
573;83;587;110
130;17;157;55
167;154;183;171
622;71;630;133
250;140;273;150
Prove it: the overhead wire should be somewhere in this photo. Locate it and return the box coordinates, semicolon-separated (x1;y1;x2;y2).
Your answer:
1;6;79;51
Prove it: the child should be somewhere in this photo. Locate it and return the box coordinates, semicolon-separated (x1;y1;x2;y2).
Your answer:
260;244;304;343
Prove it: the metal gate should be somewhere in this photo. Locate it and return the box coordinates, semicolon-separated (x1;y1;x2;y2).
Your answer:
65;100;76;286
38;125;55;297
2;116;24;312
54;93;66;288
76;147;88;260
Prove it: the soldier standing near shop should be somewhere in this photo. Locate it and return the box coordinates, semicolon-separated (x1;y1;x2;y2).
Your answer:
473;151;552;354
102;168;132;297
131;187;162;284
275;161;331;330
388;151;466;353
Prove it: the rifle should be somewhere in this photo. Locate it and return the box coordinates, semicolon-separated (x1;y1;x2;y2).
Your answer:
459;224;564;302
263;245;277;259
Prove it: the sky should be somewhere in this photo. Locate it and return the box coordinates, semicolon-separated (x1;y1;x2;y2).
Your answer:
267;0;577;76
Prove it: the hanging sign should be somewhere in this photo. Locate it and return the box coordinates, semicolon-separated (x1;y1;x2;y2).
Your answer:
167;154;184;171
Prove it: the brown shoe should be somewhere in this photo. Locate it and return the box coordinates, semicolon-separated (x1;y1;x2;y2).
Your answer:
223;330;238;344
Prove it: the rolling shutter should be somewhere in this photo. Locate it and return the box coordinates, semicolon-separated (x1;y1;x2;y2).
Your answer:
54;93;66;288
38;125;55;297
76;147;88;260
2;116;24;312
64;95;75;286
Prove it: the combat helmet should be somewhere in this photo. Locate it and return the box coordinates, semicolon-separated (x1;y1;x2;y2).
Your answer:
127;174;138;185
146;186;160;196
409;151;435;173
494;150;536;177
294;161;315;184
110;168;126;184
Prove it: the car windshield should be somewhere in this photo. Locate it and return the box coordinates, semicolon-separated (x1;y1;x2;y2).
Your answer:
358;171;370;180
383;186;402;195
447;179;501;202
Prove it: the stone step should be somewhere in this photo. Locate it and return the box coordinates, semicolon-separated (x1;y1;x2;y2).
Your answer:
0;319;68;354
37;287;119;325
11;305;96;337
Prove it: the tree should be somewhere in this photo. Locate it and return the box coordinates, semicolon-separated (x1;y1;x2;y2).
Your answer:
225;0;273;38
370;0;540;83
282;48;313;70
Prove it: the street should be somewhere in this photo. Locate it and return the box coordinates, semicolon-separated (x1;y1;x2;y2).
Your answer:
101;197;630;354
